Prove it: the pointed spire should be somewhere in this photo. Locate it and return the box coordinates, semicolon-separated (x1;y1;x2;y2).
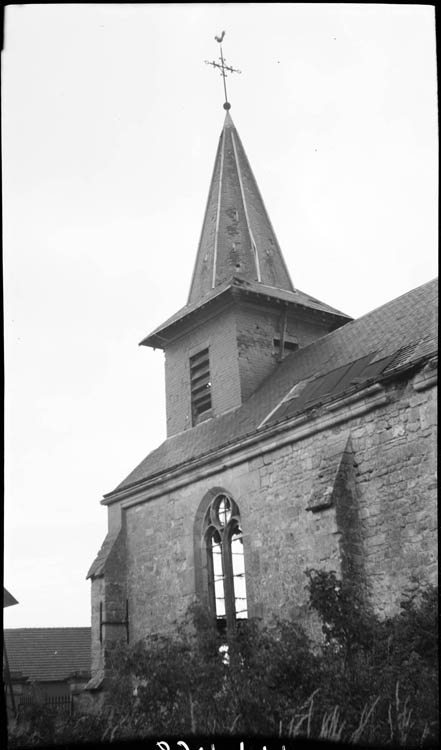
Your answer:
188;112;295;305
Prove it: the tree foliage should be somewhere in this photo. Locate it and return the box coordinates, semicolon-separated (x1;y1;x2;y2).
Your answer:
8;576;438;747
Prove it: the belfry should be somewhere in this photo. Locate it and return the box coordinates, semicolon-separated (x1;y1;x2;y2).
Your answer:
140;103;350;437
87;36;437;691
140;38;350;438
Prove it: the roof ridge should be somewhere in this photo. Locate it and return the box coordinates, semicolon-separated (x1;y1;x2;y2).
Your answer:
344;278;437;326
286;277;438;359
4;626;91;631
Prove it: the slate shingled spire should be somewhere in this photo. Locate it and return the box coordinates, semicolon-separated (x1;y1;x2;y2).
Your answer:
187;111;295;305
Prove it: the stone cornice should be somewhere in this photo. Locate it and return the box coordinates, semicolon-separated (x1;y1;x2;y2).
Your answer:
107;383;390;510
413;357;437;392
104;354;436;509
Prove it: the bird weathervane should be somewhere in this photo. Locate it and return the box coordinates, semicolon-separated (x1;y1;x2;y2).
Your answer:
205;31;241;110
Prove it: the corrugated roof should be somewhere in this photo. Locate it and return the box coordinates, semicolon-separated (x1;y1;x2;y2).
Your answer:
111;278;437;496
4;628;91;683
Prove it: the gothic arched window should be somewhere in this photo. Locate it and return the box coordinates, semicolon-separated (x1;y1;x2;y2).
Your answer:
203;492;248;630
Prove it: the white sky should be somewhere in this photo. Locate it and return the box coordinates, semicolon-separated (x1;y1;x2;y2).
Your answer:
3;4;437;628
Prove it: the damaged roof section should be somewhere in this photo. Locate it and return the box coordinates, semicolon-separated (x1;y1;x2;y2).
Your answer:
109;278;437;497
263;343;424;428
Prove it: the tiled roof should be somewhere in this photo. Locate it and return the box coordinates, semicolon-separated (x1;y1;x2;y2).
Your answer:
111;278;437;496
4;628;91;683
140;278;350;348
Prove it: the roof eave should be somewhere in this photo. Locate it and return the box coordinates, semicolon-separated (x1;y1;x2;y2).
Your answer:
104;350;436;503
139;284;235;349
140;283;352;349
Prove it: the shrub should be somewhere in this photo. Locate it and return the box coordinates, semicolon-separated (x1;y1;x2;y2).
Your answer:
305;569;438;746
8;580;438;746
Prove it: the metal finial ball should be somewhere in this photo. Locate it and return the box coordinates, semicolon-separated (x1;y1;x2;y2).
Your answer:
223;101;231;110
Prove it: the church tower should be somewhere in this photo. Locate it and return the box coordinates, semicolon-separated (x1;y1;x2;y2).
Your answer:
88;39;437;699
87;39;437;692
141;107;350;437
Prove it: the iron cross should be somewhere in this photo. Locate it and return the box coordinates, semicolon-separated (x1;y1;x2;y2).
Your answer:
205;31;241;110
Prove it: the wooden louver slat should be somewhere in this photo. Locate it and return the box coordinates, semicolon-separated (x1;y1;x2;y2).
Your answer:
191;371;209;386
192;380;211;398
190;348;212;422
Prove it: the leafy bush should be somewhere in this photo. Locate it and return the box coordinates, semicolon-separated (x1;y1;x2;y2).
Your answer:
7;702;57;748
100;582;438;744
7;578;438;747
305;570;438;746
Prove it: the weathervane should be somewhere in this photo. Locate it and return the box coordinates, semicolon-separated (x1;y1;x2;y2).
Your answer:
205;31;241;110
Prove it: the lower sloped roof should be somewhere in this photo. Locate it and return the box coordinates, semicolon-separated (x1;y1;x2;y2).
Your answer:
86;529;119;579
4;628;91;682
111;278;437;496
4;587;19;607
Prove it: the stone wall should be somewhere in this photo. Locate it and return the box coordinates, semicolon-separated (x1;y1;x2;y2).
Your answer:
235;301;335;402
356;374;437;612
110;363;437;649
90;531;127;683
90;576;104;678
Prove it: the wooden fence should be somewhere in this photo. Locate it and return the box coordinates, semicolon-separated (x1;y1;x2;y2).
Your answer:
18;693;73;714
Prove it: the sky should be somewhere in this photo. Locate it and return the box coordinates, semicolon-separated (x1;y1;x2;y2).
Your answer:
3;4;437;628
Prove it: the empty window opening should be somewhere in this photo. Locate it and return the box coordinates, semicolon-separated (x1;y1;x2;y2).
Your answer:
218;495;232;526
204;492;248;631
210;530;226;619
190;348;212;425
231;528;248;619
273;338;299;356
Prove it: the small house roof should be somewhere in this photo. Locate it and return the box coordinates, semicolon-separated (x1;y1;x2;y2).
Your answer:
3;628;91;683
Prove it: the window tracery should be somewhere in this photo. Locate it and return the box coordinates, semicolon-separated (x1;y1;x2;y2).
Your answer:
203;492;248;630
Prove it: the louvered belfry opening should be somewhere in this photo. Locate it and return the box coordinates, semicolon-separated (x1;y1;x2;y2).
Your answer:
190;348;212;425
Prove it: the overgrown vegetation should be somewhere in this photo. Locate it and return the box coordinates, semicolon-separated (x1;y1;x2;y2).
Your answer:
8;573;438;747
